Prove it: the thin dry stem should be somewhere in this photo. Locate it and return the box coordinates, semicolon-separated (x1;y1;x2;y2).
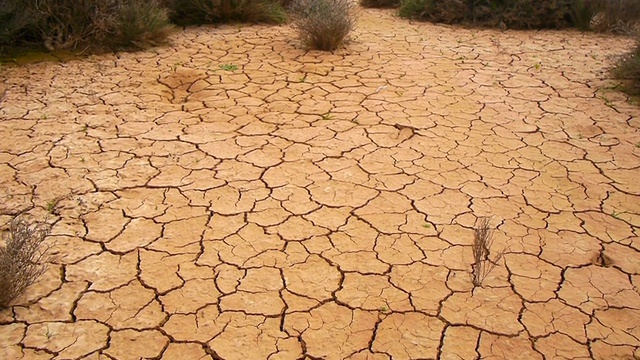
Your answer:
471;217;503;287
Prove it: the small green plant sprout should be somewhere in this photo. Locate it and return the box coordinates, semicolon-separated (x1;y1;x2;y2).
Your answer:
378;305;390;313
534;62;542;70
45;325;55;340
219;64;238;71
422;223;431;228
321;112;333;120
299;74;308;83
611;210;627;220
471;217;504;287
82;124;88;133
0;217;50;309
40;114;48;120
45;196;64;214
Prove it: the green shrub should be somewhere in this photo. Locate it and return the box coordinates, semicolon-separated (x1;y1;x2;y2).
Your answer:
0;0;172;54
361;0;402;9
398;0;578;29
163;0;287;26
0;217;49;309
0;0;42;50
111;0;174;47
592;0;640;33
398;0;432;19
612;35;640;95
289;0;357;51
570;0;603;31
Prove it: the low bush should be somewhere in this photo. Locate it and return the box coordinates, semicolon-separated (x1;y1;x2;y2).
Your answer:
289;0;357;51
592;0;640;33
0;0;41;51
612;35;640;95
112;0;174;47
162;0;287;26
397;0;640;31
0;217;50;309
0;0;173;54
360;0;402;9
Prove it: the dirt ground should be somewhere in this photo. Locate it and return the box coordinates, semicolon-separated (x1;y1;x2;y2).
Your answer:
1;7;639;360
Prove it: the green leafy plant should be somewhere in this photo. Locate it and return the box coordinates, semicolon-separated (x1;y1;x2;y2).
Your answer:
289;0;357;51
0;217;50;309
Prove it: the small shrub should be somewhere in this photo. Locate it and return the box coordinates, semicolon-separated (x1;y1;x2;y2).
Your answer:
398;0;594;29
0;0;172;54
0;0;41;50
0;217;50;309
163;0;287;26
289;0;357;51
612;35;640;95
571;0;602;31
111;0;174;48
470;217;503;287
398;0;432;19
592;0;640;33
361;0;401;9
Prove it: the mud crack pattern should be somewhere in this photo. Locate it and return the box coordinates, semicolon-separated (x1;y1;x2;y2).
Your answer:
1;8;639;360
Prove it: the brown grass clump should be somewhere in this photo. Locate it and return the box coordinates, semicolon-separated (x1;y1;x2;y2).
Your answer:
0;217;50;309
471;217;503;287
289;0;357;51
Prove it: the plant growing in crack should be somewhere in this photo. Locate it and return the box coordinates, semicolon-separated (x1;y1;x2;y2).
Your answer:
320;112;333;120
471;217;504;287
45;325;56;340
611;210;627;220
45;197;62;214
219;64;238;71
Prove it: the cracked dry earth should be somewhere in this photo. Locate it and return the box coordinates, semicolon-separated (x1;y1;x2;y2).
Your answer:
1;7;640;360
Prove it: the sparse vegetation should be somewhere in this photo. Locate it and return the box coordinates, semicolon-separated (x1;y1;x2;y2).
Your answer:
0;0;173;54
219;63;239;71
612;34;640;96
321;112;333;120
1;0;288;56
471;217;503;287
361;0;401;9
289;0;357;51
162;0;287;26
398;0;640;31
0;217;50;309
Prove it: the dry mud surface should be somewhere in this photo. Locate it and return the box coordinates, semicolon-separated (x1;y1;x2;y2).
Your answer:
1;7;640;360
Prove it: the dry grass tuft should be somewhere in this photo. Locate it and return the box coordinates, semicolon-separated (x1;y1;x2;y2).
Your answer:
0;217;50;309
471;217;503;287
288;0;357;51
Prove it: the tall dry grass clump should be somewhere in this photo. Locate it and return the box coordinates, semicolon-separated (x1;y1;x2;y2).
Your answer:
471;217;503;287
0;217;50;309
289;0;357;51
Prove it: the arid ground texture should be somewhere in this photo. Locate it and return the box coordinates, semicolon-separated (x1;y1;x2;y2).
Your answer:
1;7;640;360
